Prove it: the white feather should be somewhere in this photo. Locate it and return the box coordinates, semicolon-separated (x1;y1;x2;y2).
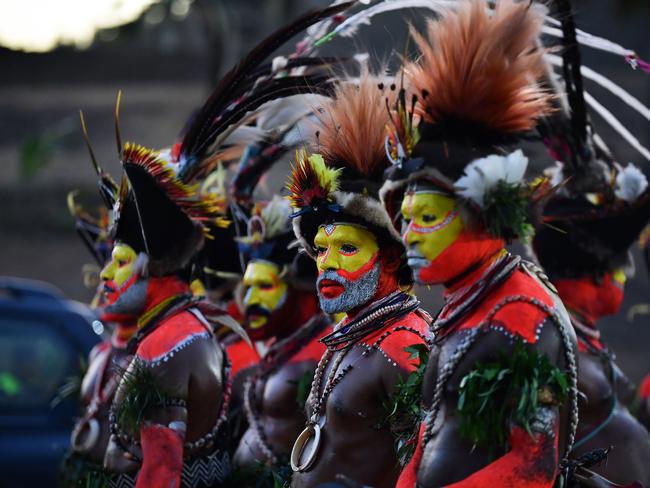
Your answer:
546;54;650;123
221;125;268;146
454;150;529;207
261;195;292;239
615;163;648;202
583;91;650;163
544;162;565;188
542;17;638;59
256;94;327;133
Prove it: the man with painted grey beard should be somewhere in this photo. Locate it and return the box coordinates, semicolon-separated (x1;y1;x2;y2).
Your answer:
285;75;432;488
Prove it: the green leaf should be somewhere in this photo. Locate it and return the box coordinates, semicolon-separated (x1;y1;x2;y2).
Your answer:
456;338;569;455
380;342;429;468
113;360;175;437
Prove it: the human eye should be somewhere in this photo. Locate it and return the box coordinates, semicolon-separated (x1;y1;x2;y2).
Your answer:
340;244;358;255
421;214;437;224
315;245;327;256
259;282;274;291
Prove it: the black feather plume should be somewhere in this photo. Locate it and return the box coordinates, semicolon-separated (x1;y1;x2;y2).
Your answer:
179;1;353;165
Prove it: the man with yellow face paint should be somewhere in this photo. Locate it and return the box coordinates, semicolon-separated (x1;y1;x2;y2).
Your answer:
380;1;580;487
62;194;137;487
232;197;331;480
93;139;248;488
286;75;432;488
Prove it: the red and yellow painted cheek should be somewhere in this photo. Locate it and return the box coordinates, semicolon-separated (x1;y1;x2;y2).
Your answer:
100;243;139;288
242;261;288;329
401;192;465;262
314;223;379;275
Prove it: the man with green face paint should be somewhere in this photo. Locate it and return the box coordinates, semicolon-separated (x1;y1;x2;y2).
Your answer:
286;75;432;488
232;196;331;480
380;1;579;487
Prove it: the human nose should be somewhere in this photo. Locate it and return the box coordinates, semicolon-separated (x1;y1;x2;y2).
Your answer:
318;247;339;272
244;286;260;306
100;261;115;282
404;225;421;248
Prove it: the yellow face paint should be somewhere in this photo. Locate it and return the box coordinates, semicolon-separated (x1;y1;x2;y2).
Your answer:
100;244;139;287
612;269;627;287
190;279;206;297
314;224;379;275
401;191;464;263
242;260;288;330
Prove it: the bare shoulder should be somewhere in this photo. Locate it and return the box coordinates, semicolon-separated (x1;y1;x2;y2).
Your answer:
136;310;213;367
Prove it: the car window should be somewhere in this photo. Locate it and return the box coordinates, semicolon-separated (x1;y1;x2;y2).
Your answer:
0;317;73;410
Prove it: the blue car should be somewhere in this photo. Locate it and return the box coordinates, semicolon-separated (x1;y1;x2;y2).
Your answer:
0;277;101;487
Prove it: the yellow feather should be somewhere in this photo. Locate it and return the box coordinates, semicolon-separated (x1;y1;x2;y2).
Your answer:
308;153;342;194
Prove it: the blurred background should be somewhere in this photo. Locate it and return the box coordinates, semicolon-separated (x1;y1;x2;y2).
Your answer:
0;0;648;377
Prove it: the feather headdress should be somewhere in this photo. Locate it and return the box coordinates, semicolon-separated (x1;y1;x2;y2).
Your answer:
380;0;553;240
67;190;112;267
315;74;392;181
405;0;551;135
286;75;410;284
532;0;650;279
82;3;354;276
236;195;317;290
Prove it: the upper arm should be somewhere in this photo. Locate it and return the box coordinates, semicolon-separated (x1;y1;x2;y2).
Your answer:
376;330;429;399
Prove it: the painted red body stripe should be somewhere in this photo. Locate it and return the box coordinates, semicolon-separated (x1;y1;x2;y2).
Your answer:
136;424;183;488
137;311;208;362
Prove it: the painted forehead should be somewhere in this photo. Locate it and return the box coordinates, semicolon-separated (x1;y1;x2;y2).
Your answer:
316;222;375;242
247;259;281;273
112;242;137;256
402;187;456;214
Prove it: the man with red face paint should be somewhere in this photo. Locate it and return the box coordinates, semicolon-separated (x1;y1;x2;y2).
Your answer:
380;1;578;486
532;34;650;486
93;135;248;488
61;193;138;487
530;0;650;481
533;196;650;485
286;75;432;488
231;197;330;482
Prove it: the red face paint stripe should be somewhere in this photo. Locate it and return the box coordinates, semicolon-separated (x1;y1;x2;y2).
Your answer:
329;251;380;281
103;272;140;305
411;208;459;234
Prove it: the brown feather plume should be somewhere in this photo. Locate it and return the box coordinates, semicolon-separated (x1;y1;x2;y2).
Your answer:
406;0;552;134
315;74;392;180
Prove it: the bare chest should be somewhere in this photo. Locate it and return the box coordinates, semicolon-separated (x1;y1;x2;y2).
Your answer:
254;360;316;418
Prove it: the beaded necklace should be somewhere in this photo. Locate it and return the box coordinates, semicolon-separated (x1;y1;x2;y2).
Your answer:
321;291;419;351
431;254;519;341
291;291;420;472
